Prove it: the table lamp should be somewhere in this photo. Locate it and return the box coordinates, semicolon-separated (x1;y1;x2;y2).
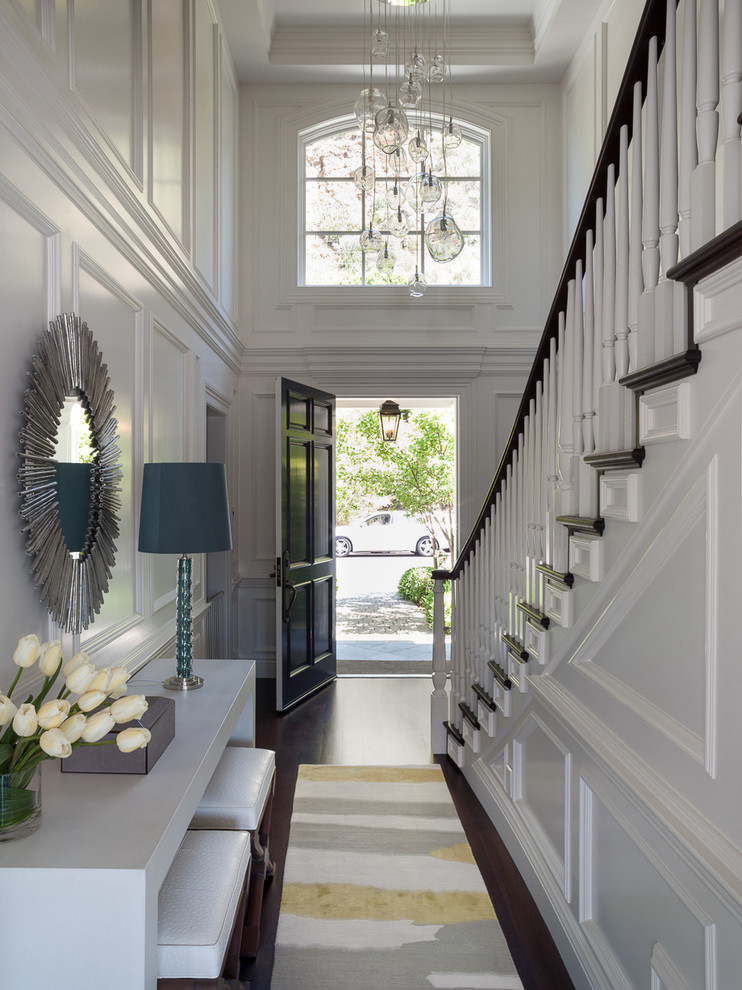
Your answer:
138;462;232;690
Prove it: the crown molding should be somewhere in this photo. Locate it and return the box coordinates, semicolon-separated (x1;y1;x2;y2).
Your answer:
269;23;534;67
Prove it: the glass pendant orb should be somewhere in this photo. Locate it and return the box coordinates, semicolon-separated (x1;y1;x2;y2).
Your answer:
405;170;443;214
408;132;428;163
353;164;375;191
387;180;404;211
389;146;408;175
408;271;427;296
354;87;388;132
428;53;447;83
443;119;463;151
407;51;427;74
399;75;422;108
376;242;396;272
388;207;411;238
373;103;409;153
360;227;384;252
425;211;464;263
371;28;390;57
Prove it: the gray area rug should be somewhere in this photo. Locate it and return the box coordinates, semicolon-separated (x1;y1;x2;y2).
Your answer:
270;765;524;990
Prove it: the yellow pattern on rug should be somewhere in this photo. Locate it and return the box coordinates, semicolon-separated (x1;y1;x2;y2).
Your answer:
429;842;477;864
280;881;497;924
297;764;444;783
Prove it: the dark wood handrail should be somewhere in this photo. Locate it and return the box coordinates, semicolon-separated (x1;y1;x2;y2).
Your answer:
449;0;672;579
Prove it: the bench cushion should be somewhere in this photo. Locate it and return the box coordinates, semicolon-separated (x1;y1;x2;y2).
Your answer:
158;829;251;979
191;747;275;832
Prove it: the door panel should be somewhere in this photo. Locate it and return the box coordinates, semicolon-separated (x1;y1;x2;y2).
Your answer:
276;377;336;710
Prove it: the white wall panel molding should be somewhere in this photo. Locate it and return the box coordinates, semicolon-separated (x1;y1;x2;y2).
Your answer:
568;461;717;773
0;172;61;316
694;256;742;343
569;532;604;582
72;246;147;657
640;383;692;444
235;577;275;678
468;758;615;990
0;10;241;371
579;769;717;990
68;0;143;184
6;0;56;58
651;942;695;990
533;677;742;926
600;469;641;522
513;714;572;900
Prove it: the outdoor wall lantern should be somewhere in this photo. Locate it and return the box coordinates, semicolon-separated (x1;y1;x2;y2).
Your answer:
379;400;402;442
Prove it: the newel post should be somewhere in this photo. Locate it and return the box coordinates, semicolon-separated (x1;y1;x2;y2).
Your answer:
431;569;450;754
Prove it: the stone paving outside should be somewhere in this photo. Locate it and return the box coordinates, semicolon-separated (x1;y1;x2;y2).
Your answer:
335;556;450;668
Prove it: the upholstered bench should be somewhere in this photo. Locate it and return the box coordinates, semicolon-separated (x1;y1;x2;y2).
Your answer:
157;829;251;989
190;747;276;957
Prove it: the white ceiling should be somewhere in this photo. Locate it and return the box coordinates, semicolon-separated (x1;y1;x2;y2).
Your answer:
218;0;601;85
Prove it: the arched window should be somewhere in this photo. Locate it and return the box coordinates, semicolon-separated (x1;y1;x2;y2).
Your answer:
299;114;489;288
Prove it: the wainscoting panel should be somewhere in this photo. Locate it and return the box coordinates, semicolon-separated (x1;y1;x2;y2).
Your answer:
148;0;188;245
69;0;140;179
75;248;143;650
513;714;572;901
581;781;714;990
193;1;217;290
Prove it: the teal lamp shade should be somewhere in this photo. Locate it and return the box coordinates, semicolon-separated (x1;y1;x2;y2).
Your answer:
54;462;94;553
138;463;232;690
138;462;232;555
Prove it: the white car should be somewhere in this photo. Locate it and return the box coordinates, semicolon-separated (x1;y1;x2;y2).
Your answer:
335;510;441;557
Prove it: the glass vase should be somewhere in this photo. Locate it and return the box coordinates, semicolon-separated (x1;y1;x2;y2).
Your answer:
0;766;42;841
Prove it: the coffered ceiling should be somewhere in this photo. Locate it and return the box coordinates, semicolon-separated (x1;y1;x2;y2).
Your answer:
218;0;601;84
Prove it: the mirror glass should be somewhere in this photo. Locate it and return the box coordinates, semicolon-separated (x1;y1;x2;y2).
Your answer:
18;314;121;633
54;397;96;556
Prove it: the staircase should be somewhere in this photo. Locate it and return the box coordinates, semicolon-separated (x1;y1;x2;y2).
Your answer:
431;0;742;986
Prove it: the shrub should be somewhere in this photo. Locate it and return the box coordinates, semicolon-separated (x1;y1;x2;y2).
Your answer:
398;567;451;632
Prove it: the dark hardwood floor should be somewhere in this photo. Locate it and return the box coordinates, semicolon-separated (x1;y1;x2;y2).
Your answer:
241;676;575;990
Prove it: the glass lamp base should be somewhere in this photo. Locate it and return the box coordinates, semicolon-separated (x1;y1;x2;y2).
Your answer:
163;674;204;691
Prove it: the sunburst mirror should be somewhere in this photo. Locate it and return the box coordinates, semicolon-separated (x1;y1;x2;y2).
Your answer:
18;313;121;633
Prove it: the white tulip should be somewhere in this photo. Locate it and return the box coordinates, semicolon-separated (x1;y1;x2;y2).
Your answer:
62;651;90;678
87;668;112;694
110;695;148;724
107;668;130;692
81;710;115;742
77;690;108;713
65;662;97;695
0;694;18;727
39;728;72;759
13;634;40;669
13;703;38;737
39;640;63;677
37;699;70;729
59;713;87;743
116;727;152;753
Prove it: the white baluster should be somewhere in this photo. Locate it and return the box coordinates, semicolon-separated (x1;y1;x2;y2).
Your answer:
640;36;660;369
603;165;617;388
545;335;558;570
660;0;679;275
721;0;742;229
431;571;448;754
573;262;585;459
593;199;604;440
583;231;596;454
629;82;644;370
692;0;719;247
616;126;631;379
679;0;698;258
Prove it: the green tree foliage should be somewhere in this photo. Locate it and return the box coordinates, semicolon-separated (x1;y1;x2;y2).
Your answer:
336;407;456;564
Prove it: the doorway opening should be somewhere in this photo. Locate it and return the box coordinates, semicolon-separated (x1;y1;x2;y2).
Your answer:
335;396;455;677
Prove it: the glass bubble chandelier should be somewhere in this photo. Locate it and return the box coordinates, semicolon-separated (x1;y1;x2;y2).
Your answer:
354;0;464;297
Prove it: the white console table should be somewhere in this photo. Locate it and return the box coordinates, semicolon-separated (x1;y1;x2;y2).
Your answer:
0;658;255;990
